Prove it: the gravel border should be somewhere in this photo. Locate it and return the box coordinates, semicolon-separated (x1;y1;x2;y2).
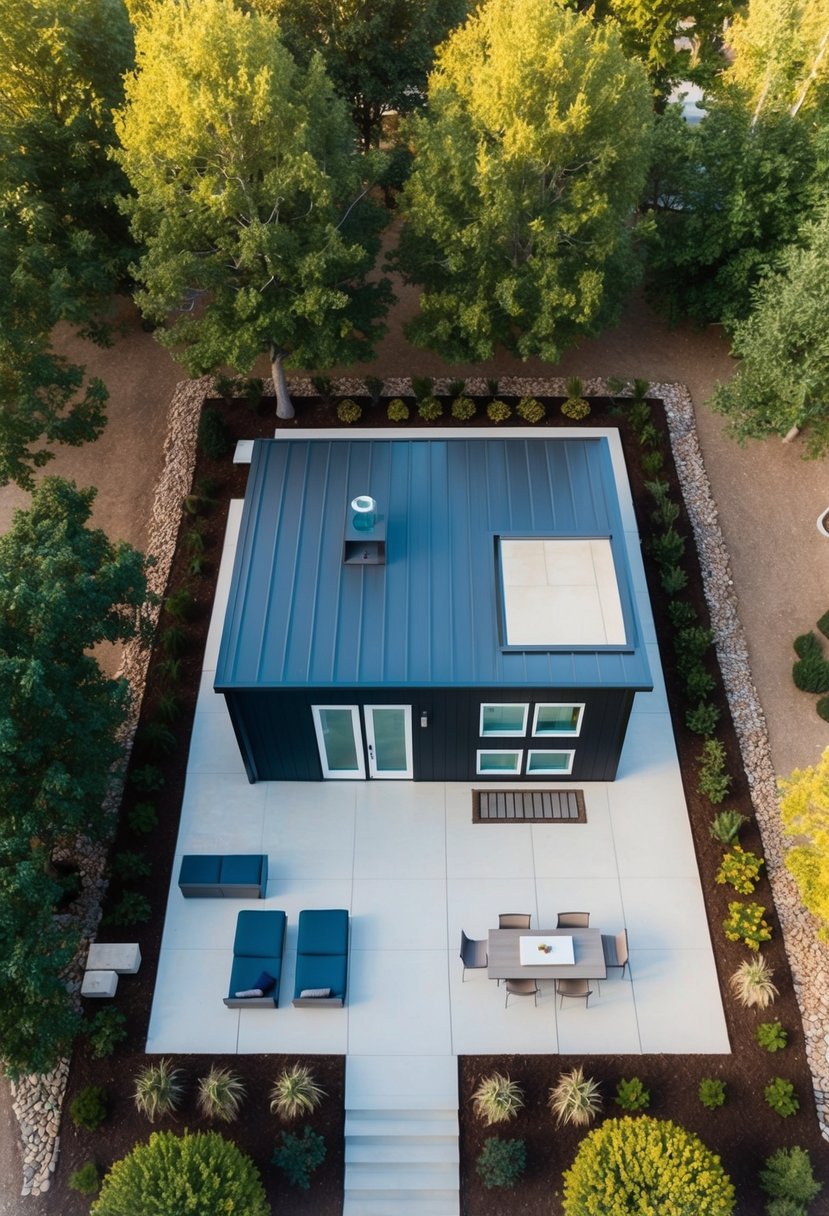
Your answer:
11;373;827;1198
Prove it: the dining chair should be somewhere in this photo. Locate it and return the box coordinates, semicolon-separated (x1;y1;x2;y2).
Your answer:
601;928;630;978
505;978;539;1007
556;978;593;1008
499;913;532;929
459;929;488;981
556;912;590;928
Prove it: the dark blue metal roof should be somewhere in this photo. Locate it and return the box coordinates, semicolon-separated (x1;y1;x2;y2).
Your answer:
215;436;652;690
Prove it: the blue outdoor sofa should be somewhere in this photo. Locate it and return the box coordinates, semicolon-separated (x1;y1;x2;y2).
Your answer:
292;909;349;1007
223;909;286;1008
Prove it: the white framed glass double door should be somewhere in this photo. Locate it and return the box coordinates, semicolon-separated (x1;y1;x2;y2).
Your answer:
311;705;413;779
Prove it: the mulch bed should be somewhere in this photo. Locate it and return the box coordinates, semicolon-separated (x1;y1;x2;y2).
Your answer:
52;389;827;1215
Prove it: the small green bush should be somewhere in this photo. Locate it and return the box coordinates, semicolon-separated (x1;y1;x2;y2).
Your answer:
644;477;670;505
792;654;829;693
417;395;443;421
128;801;158;834
311;375;334;405
272;1126;326;1190
817;610;829;640
715;846;764;895
364;375;384;405
649;528;686;567
760;1146;822;1209
684;662;717;701
159;625;187;658
723;900;772;950
629;400;652;434
764;1077;799;1117
269;1064;326;1121
451;396;476;421
198;407;231;459
686;701;720;735
486;377;500;397
243;377;264;411
112;850;151;882
730;956;778;1008
69;1161;100;1194
652;496;680;530
709;809;748;845
638;421;661;449
105;891;151;927
336;398;362;424
411;375;433;401
793;631;822;660
155;656;182;684
756;1021;788;1052
697;739;732;804
86;1008;127;1059
676;625;714;662
660;564;687;594
817;695;829;722
632;378;650;401
698;1078;726;1110
387;398;409;422
70;1085;109;1131
129;764;164;794
614;1076;650;1111
765;1200;811;1216
473;1072;524;1126
548;1066;602;1128
668;599;698;628
641;449;664;476
197;1067;246;1122
156;691;181;722
446;378;466;399
488;400;512;424
561;396;590;420
517;396;545;423
476;1137;526;1190
141;720;176;757
165;587;194;621
185;526;205;558
133;1059;186;1123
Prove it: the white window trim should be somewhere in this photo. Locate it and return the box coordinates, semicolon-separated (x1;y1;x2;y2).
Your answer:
311;705;366;780
525;749;575;776
476;749;524;775
479;703;529;737
531;702;585;738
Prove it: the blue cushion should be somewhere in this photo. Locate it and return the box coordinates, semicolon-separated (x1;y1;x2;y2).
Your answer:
255;969;276;995
220;854;266;886
233;910;286;958
294;952;347;999
296;909;348;956
229;956;281;998
179;855;222;884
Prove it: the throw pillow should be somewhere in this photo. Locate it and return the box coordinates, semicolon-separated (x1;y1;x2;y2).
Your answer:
254;970;276;995
234;988;264;998
299;987;331;998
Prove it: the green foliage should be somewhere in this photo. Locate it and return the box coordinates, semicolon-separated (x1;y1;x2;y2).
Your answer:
644;477;670;505
765;1200;812;1216
641;449;665;477
760;1146;822;1210
387;398;410;421
394;0;653;364
793;655;829;693
756;1021;788;1053
472;1072;524;1126
668;599;698;629
69;1161;100;1194
411;376;434;401
649;527;686;568
686;701;721;736
164;587;194;622
565;377;583;400
699;1078;726;1110
652;495;680;529
197;1067;246;1123
159;625;187;658
764;1077;799;1118
548;1066;602;1128
141;720;176;757
660;564;688;594
446;378;466;399
780;750;829;941
476;1137;526;1190
451;396;476;421
269;1064;326;1121
817;610;829;641
794;632;822;660
86;1008;127;1060
487;400;512;424
486;378;500;398
133;1059;186;1123
364;375;384;406
337;398;362;424
516;396;545;423
106;891;151;927
730;956;778;1009
311;376;334;405
271;1126;326;1191
817;695;829;723
156;691;181;722
716;846;765;895
676;625;714;663
698;739;732;804
561;396;591;420
91;1131;268;1216
197;407;231;459
70;1085;109;1131
417;395;443;421
614;1076;650;1112
127;801;158;835
562;1116;736;1216
129;764;164;793
684;662;717;702
112;850;151;882
723;901;772;951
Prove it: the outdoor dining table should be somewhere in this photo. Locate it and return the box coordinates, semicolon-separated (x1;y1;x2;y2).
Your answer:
487;927;606;981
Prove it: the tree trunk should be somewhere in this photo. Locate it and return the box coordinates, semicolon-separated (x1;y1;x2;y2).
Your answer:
270;346;294;420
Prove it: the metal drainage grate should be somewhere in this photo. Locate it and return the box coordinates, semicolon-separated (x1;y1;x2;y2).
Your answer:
472;789;586;824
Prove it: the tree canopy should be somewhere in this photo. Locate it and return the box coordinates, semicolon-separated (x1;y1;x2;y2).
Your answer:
115;0;391;418
393;0;653;363
779;748;829;938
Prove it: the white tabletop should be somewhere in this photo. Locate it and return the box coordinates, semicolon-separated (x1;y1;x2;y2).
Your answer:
519;935;574;965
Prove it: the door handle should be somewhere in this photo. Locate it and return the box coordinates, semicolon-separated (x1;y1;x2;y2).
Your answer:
368;744;374;757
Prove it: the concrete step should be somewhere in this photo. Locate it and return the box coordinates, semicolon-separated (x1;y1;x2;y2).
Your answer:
345;1111;458;1140
345;1164;458;1191
345;1055;459;1109
346;1138;458;1165
343;1194;459;1216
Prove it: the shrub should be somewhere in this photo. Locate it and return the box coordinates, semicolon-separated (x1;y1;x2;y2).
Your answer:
269;1064;326;1121
476;1137;526;1190
764;1077;799;1117
243;377;264;411
272;1126;326;1190
760;1146;822;1209
650;528;686;567
562;1116;735;1216
156;691;181;722
561;395;590;420
86;1008;127;1059
91;1131;268;1216
105;891;151;927
565;376;583;399
311;375;334;405
213;373;239;402
129;764;164;794
159;624;187;657
792;654;829;692
817;610;829;640
165;587;194;621
668;599;697;628
451;396;476;421
387;397;409;422
632;377;650;401
446;378;466;399
487;400;512;424
516;396;545;423
641;449;665;476
698;739;732;804
756;1021;788;1052
793;631;822;660
112;850;151;882
411;375;433;401
723;900;772;950
155;656;182;684
417;395;443;421
765;1201;812;1216
709;809;748;845
629;399;651;434
614;1076;650;1111
684;662;717;701
336;398;362;424
69;1161;100;1194
128;801;158;834
676;624;714;663
730;956;778;1008
686;701;720;735
652;496;680;530
716;846;764;895
141;720;176;757
660;564;688;594
638;420;661;449
817;695;829;722
486;377;500;397
133;1059;186;1122
548;1066;602;1128
70;1085;109;1131
698;1078;726;1109
472;1072;524;1126
364;375;384;405
644;477;671;505
198;407;231;459
197;1067;246;1123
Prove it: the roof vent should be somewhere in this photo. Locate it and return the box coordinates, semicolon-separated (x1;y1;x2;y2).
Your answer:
344;494;386;565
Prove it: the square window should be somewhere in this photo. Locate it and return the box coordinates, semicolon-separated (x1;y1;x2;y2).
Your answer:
532;703;584;736
480;703;529;736
526;750;574;775
477;750;523;775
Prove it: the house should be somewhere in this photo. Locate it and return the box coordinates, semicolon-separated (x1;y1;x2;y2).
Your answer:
214;433;652;782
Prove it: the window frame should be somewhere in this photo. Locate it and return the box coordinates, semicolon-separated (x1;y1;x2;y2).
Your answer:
531;702;585;738
525;749;575;776
479;702;530;737
476;749;524;776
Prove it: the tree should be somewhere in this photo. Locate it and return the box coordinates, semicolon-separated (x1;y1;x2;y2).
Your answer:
779;749;829;937
393;0;653;364
710;209;829;452
726;0;829;124
255;0;468;149
91;1132;269;1216
562;1116;736;1216
115;0;392;419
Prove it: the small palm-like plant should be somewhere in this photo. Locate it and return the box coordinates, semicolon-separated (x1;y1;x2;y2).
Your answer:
133;1059;186;1122
269;1064;326;1122
472;1072;524;1126
197;1066;246;1122
548;1066;602;1127
730;956;778;1008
